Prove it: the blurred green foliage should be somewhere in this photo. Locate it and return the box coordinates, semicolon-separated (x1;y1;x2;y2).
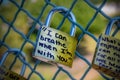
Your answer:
0;0;106;47
0;0;109;60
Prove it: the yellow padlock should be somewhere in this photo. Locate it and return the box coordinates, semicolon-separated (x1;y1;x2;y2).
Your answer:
33;7;77;67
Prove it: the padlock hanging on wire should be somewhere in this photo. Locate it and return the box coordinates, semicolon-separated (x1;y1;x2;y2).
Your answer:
33;7;78;67
92;17;120;79
0;49;27;80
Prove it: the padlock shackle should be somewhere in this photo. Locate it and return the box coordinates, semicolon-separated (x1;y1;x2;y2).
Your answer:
45;7;76;36
105;17;120;35
0;48;26;76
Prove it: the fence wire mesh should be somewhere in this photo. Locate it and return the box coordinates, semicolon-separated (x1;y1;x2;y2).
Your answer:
0;0;118;80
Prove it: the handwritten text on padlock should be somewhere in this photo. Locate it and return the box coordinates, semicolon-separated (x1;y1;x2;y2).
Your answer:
34;26;77;67
0;66;26;80
94;34;120;73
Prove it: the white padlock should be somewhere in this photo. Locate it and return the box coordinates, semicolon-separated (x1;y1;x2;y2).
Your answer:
92;17;120;79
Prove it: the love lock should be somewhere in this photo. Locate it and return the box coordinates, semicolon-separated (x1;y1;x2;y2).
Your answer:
92;17;120;79
33;7;77;67
0;49;27;80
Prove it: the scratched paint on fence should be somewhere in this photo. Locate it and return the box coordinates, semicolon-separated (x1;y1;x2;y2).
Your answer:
0;66;26;80
92;34;120;79
33;26;77;67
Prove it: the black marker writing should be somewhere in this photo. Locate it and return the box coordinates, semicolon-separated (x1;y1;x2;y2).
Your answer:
40;26;47;31
100;42;120;51
38;50;54;60
99;48;110;54
40;26;52;37
0;68;9;76
118;59;120;63
113;52;120;58
109;62;120;70
61;48;72;57
118;42;120;46
40;35;66;48
39;42;57;51
47;30;52;37
55;33;67;41
96;57;106;64
9;73;20;80
57;55;67;62
97;52;107;58
107;56;115;61
99;62;112;70
102;36;116;44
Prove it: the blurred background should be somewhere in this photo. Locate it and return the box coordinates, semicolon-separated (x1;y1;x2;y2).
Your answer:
0;0;120;80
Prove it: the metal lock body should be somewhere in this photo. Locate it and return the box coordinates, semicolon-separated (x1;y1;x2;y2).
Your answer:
33;7;77;67
92;17;120;79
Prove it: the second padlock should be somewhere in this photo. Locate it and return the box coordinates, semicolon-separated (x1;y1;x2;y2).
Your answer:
33;7;77;67
92;17;120;79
